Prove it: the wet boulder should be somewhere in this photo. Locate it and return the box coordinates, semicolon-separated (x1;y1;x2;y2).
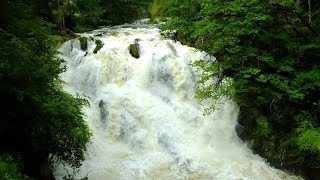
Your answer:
78;36;88;51
99;100;109;124
93;40;103;54
171;30;178;42
129;39;140;58
236;106;259;141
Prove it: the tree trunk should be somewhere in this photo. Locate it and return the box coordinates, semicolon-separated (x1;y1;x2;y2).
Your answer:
57;0;63;30
0;0;8;27
62;16;65;30
308;0;311;23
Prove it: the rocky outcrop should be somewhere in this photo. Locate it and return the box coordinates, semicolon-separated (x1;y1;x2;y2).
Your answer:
78;37;87;51
93;40;103;54
78;37;88;51
236;106;258;141
129;39;140;58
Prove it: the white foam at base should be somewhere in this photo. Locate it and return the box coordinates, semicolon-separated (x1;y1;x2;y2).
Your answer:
54;25;301;180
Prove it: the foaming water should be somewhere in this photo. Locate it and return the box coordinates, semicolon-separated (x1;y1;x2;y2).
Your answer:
54;23;301;180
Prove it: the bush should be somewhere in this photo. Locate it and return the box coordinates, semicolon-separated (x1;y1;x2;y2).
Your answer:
0;2;91;178
0;154;27;180
159;0;320;178
79;37;88;51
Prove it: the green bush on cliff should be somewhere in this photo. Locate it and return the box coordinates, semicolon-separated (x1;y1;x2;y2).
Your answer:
79;37;88;51
159;0;320;178
0;1;91;178
149;0;165;19
0;154;27;180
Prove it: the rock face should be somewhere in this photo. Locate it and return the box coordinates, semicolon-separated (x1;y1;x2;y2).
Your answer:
171;30;178;42
78;37;88;51
93;40;103;54
129;39;140;58
236;106;258;142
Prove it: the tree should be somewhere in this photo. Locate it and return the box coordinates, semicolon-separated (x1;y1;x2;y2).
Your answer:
0;1;91;178
0;154;27;180
159;0;320;178
75;0;103;29
0;0;7;26
100;0;153;25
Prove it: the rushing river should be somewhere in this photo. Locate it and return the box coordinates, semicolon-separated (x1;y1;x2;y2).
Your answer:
54;21;300;180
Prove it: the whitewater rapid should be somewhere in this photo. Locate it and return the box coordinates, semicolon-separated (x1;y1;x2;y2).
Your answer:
54;22;300;180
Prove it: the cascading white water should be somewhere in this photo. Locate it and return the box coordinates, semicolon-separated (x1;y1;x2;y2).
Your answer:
54;22;301;180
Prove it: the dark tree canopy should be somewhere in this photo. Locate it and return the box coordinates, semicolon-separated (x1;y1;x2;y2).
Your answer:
0;0;153;178
154;0;320;179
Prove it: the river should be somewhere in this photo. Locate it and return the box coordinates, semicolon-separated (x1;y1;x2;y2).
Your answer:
54;21;300;180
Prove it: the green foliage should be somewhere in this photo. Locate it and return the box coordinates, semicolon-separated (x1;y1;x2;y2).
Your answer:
75;0;104;28
0;154;27;180
160;0;320;177
22;0;153;32
78;36;87;51
0;0;153;179
0;0;91;178
34;88;91;168
100;0;153;25
149;0;165;18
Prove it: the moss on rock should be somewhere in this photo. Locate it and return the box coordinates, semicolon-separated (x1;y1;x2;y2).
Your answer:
147;18;158;24
129;44;140;59
78;37;87;51
93;40;103;54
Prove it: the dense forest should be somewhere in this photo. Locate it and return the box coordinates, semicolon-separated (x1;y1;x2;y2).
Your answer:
151;0;320;179
0;0;152;179
1;0;320;179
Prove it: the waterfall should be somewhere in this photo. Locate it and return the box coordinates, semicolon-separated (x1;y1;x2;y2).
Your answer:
54;23;300;180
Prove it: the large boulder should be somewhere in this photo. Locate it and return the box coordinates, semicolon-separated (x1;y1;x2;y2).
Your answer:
236;106;259;141
129;39;140;59
93;40;103;54
78;37;87;51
